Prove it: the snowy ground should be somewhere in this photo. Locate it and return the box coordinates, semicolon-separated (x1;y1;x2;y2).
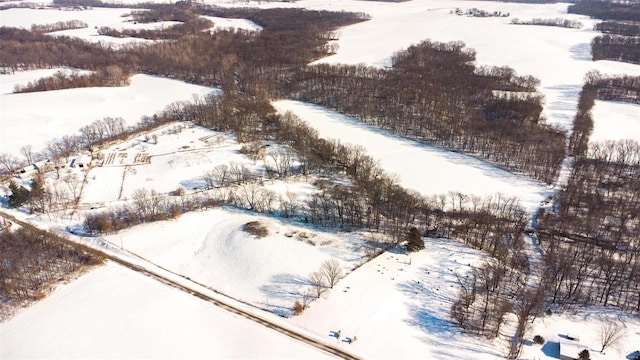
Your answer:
590;100;640;143
272;100;551;214
0;72;216;156
0;261;334;359
104;208;369;316
2;0;640;359
292;237;505;360
202;15;263;32
80;123;248;203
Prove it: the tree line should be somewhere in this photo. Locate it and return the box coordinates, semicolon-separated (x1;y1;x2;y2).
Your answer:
569;0;640;64
591;34;640;65
31;20;88;33
284;40;565;184
537;139;640;311
0;226;103;314
510;17;583;28
537;72;640;312
450;71;640;352
568;0;640;22
13;66;129;93
595;20;640;37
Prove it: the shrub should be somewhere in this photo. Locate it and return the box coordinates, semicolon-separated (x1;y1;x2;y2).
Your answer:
8;180;30;208
293;300;305;315
533;335;545;345
406;226;424;252
578;349;590;360
242;221;269;238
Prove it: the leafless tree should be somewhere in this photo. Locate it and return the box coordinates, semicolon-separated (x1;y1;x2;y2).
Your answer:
599;321;625;353
21;145;35;165
212;164;230;187
0;153;21;174
320;259;344;289
280;192;299;218
266;148;294;178
229;161;253;184
309;271;326;298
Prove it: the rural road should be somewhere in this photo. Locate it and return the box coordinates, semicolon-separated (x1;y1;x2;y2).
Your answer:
0;210;361;360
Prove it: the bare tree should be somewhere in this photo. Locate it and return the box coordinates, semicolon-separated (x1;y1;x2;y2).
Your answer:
267;148;294;178
21;145;35;165
599;321;625;353
212;164;230;187
0;153;21;174
320;259;344;289
202;170;217;189
309;271;326;298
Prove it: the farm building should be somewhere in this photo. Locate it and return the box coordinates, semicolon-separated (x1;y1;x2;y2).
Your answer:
70;154;91;168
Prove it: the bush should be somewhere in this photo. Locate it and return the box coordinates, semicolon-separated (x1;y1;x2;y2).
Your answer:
242;221;269;238
293;300;305;315
406;226;424;252
533;335;545;345
8;180;30;208
578;349;590;360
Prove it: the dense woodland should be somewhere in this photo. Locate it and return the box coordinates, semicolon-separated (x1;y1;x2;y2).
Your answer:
569;0;640;64
285;42;565;183
0;3;564;184
0;225;103;319
569;0;640;22
591;34;640;64
595;20;640;36
537;73;640;312
1;0;640;350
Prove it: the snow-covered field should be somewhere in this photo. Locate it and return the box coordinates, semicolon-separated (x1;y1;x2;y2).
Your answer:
2;0;640;359
0;261;334;359
104;208;369;316
273;100;551;214
0;73;216;156
292;237;502;359
80;123;248;203
202;15;263;32
590;100;640;143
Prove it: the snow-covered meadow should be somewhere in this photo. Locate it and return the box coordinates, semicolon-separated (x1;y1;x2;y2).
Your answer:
272;100;552;214
0;6;263;46
590;100;640;143
0;72;216;156
80;123;248;204
0;261;334;359
2;0;640;359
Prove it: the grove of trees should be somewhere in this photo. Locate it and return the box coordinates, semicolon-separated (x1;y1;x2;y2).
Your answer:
2;0;639;349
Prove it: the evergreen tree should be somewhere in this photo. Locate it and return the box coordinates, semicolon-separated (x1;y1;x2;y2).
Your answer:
28;175;47;213
406;226;424;252
8;180;30;208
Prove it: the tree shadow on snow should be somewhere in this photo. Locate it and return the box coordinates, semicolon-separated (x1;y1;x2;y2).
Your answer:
259;273;310;303
405;305;458;335
569;42;592;61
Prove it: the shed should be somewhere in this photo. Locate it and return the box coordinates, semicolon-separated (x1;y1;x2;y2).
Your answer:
70;154;91;168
